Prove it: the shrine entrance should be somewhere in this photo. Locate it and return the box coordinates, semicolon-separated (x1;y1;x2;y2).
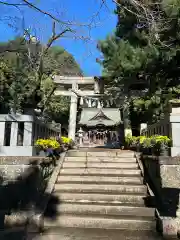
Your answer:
53;75;104;141
53;75;129;144
82;127;107;146
78;108;123;147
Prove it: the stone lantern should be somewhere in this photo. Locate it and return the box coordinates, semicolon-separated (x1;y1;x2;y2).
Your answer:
77;127;84;147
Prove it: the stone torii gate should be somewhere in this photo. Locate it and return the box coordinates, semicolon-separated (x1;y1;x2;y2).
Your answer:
53;76;104;140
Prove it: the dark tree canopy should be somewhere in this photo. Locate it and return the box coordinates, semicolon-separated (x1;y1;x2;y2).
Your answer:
98;0;180;125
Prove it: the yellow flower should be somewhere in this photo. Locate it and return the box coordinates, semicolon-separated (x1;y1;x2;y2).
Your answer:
35;138;60;149
61;136;72;144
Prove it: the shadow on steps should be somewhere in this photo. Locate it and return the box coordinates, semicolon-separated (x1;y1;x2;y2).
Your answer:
37;227;163;240
0;161;61;240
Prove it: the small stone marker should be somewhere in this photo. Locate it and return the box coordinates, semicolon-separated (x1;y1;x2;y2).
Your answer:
162;217;177;238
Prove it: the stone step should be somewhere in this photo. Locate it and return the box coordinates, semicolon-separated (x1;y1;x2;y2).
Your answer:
56;193;146;206
60;168;141;176
65;157;137;162
66;152;87;157
62;162;138;169
56;203;155;220
66;151;134;158
57;175;143;185
87;152;134;157
54;183;147;195
44;215;156;231
34;228;162;240
117;152;135;158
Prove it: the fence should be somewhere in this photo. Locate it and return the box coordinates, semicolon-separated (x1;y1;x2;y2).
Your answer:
0;114;61;156
141;101;180;156
141;118;171;138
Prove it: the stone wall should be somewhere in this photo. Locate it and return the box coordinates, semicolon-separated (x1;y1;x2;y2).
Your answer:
140;155;162;200
0;156;48;181
139;154;180;237
0;155;57;232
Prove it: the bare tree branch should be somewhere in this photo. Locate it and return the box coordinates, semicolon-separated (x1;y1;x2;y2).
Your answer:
44;23;73;55
111;0;172;47
0;1;26;6
22;0;71;26
27;21;73;111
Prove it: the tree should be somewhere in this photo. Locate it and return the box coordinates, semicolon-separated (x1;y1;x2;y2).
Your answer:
0;0;101;123
43;46;83;76
0;36;81;121
98;0;180;127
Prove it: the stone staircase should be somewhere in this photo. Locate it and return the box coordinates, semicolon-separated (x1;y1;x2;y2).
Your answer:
40;150;162;240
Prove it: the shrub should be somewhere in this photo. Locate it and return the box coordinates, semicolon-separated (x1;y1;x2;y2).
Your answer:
61;136;72;145
61;136;75;149
124;134;171;155
35;138;60;150
153;135;171;145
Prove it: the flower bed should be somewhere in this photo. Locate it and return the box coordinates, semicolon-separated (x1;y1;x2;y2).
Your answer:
35;138;61;165
61;136;74;150
35;136;75;164
125;134;171;156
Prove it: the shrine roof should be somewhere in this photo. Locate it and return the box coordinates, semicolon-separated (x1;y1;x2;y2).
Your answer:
79;108;122;127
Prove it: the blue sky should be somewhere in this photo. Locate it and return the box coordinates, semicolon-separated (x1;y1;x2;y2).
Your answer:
0;0;117;76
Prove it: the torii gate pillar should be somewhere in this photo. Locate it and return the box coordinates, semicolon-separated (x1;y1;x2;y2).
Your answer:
53;76;104;141
68;82;78;140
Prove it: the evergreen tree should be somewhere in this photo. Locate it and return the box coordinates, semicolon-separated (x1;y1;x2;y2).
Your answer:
98;0;180;125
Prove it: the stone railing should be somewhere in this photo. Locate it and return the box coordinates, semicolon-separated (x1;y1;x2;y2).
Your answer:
0;114;61;156
141;101;180;157
137;153;180;238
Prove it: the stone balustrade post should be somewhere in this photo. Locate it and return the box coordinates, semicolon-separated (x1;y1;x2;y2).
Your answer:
88;99;92;108
0;122;5;146
23;122;33;146
169;100;180;156
140;123;147;135
10;122;18;146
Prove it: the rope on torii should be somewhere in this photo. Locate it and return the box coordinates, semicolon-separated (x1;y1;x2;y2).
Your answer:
71;89;104;108
71;89;102;100
70;89;118;109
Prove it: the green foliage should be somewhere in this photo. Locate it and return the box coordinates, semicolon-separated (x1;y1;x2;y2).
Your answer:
0;37;82;122
98;0;180;125
125;135;171;151
43;46;82;76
